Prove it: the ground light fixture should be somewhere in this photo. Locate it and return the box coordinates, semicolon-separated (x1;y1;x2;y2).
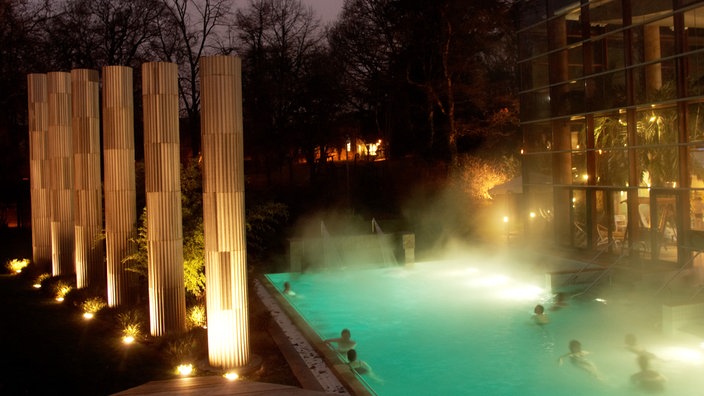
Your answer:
32;273;50;289
223;371;239;381
54;285;72;302
176;364;193;376
121;323;141;345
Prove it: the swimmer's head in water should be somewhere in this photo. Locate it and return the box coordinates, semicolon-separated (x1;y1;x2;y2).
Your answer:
341;328;351;339
625;333;637;347
569;340;582;353
347;349;357;362
534;304;545;314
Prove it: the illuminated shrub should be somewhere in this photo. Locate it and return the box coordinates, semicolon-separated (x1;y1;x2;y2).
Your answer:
5;258;30;274
33;273;50;288
81;297;107;315
117;310;145;339
52;280;73;301
186;304;207;329
163;333;199;365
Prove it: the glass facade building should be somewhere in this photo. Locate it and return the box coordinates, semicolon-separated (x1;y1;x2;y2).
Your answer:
518;0;704;265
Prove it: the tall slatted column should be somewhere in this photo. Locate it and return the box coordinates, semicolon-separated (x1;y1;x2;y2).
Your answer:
103;66;138;306
72;69;104;289
47;72;74;276
200;55;250;368
142;62;186;336
27;74;52;273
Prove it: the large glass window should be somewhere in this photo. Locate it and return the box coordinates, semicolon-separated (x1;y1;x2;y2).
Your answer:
519;22;549;60
688;102;704;142
631;0;672;25
520;89;551;122
683;6;704;48
685;51;704;96
589;0;623;35
636;107;678;187
591;33;625;73
653;192;679;262
689;146;704;192
571;189;587;248
520;54;550;90
632;60;677;104
631;108;677;188
569;119;587;185
590;70;627;111
523;121;552;152
567;45;584;80
594;113;629;186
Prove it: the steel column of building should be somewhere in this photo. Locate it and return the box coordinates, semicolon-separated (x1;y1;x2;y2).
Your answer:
142;62;186;336
547;15;573;246
27;74;52;273
200;55;250;369
71;69;104;289
103;66;139;307
47;72;75;276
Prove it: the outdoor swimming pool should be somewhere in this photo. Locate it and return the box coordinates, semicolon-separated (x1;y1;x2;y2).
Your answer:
266;260;704;396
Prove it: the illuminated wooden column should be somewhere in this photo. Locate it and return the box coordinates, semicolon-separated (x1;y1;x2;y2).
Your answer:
47;72;74;276
200;55;250;369
644;24;662;96
103;66;138;307
27;74;52;273
71;69;104;289
142;62;186;336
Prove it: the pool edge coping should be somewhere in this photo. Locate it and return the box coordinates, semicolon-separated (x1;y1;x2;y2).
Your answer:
255;275;375;396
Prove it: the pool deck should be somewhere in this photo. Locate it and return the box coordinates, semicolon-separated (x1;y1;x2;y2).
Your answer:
113;280;355;396
112;376;332;395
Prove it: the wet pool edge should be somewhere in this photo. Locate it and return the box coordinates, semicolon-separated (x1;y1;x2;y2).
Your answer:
255;276;375;395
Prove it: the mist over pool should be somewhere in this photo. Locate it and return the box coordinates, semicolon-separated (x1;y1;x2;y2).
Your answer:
267;257;704;396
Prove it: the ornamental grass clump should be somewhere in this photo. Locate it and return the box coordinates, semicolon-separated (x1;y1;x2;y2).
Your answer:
33;273;50;288
81;297;107;319
5;258;30;274
53;280;73;301
117;310;145;343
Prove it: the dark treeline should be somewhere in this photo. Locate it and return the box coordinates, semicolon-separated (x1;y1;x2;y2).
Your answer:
0;0;523;225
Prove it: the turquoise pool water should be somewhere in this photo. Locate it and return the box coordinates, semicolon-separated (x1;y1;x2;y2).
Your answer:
266;260;704;396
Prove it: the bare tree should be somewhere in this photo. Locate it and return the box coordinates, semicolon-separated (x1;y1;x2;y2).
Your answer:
91;0;166;67
234;0;325;184
0;0;53;227
41;0;164;70
154;0;233;156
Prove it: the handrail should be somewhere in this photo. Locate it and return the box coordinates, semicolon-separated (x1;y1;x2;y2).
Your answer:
570;247;629;299
655;250;702;296
561;238;622;288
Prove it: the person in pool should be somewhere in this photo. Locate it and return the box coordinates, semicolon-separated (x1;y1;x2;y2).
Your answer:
558;340;603;380
347;349;383;383
532;304;549;325
324;328;357;353
282;281;296;296
624;333;659;361
631;354;666;392
550;292;568;311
